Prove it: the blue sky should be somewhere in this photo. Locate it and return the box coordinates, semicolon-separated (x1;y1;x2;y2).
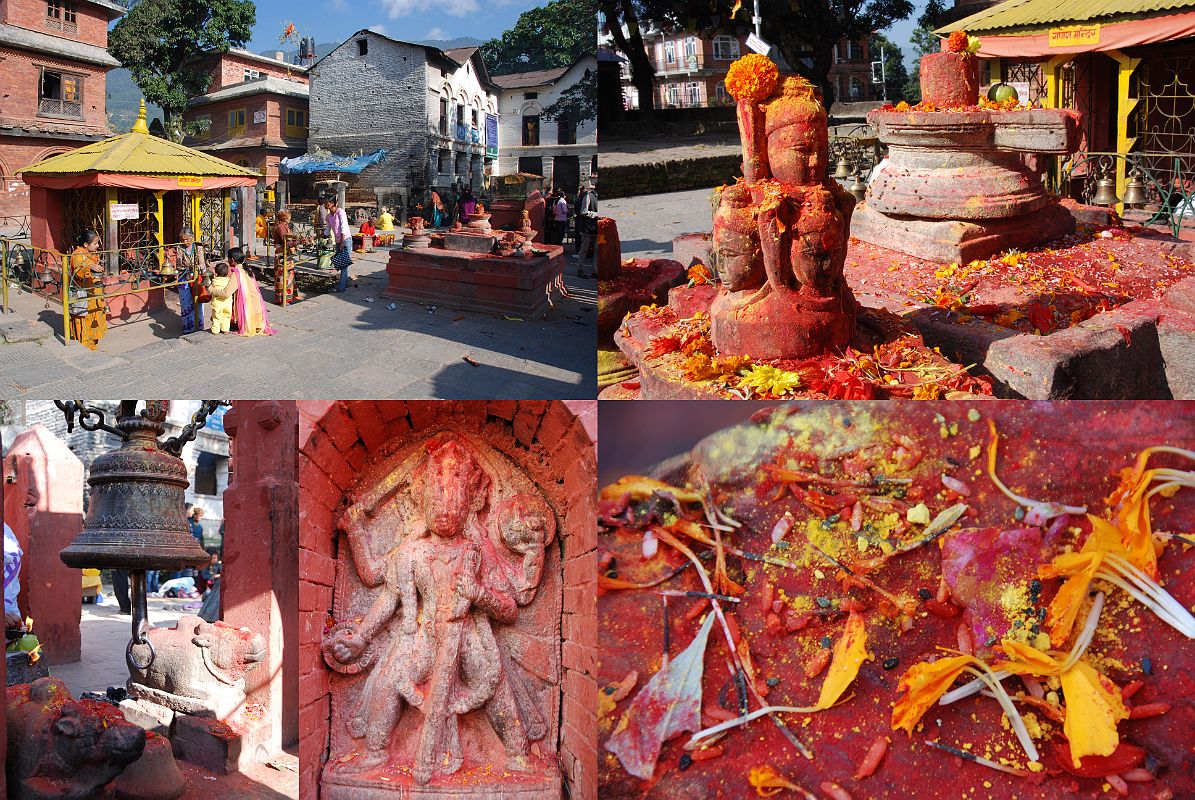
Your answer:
880;0;928;70
241;0;546;52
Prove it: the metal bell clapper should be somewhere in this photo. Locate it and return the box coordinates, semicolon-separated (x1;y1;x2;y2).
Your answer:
57;400;221;672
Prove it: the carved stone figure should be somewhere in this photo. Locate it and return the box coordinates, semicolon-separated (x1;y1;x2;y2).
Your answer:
127;615;266;719
321;431;562;799
710;69;857;359
7;677;146;800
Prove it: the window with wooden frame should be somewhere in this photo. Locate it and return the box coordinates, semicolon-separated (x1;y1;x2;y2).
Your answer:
522;114;540;146
45;0;77;34
38;68;83;118
243;68;262;82
285;107;308;137
227;108;246;135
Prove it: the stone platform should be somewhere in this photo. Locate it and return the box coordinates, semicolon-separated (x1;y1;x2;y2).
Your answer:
597;257;685;339
851;200;1076;263
321;761;561;800
383;244;565;317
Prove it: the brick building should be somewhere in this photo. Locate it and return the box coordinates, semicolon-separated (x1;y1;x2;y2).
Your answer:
616;29;880;109
308;30;498;204
182;49;310;187
493;55;598;194
0;0;125;218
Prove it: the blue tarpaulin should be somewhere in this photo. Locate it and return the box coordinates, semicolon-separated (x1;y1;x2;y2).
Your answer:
280;149;387;175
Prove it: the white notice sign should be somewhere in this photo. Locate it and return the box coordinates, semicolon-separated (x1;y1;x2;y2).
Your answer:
110;203;140;221
746;33;772;57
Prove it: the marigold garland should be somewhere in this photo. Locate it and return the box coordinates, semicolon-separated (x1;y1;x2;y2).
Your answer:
725;54;779;103
946;30;970;53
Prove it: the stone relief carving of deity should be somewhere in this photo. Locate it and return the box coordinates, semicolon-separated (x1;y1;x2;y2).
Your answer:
320;431;562;799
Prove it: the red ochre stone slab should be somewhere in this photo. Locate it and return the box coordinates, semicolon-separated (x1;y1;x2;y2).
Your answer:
384;245;566;317
919;50;979;107
850;201;1077;264
597;258;685;339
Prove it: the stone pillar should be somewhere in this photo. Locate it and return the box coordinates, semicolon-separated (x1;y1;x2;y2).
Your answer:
220;401;300;760
276;179;289;212
1;424;84;665
298;401;597;800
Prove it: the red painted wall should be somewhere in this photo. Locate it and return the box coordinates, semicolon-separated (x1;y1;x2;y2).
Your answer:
222;400;300;754
1;424;84;665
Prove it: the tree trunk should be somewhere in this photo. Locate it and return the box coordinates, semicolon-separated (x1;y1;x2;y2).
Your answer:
166;109;186;143
601;0;656;117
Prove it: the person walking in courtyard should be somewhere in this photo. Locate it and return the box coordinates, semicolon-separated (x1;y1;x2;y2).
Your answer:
575;181;598;278
69;229;108;350
173;227;207;334
430;190;447;228
324;193;353;293
551;190;569;245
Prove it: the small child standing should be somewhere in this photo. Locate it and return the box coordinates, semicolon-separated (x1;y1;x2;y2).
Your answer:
209;260;237;334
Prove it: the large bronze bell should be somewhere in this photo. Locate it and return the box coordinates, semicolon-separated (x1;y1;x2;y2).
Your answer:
833;155;852;179
1122;169;1149;208
59;401;210;572
1091;174;1121;207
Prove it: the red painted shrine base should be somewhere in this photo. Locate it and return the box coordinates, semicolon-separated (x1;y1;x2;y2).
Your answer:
384;244;566;317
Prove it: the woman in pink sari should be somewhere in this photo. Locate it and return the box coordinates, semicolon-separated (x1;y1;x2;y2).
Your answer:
226;247;276;336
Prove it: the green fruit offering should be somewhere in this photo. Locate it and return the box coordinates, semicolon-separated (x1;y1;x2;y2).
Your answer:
987;83;1019;104
14;633;39;651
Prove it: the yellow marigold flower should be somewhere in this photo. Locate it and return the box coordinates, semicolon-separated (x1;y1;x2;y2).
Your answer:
687;262;712;286
725;54;779;103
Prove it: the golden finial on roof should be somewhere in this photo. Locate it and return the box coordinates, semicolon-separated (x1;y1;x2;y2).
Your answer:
132;99;149;134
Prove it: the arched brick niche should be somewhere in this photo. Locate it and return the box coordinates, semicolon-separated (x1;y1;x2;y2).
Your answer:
298;401;596;800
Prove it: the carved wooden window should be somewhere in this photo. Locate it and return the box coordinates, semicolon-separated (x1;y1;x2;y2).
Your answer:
45;0;77;34
38;68;83;119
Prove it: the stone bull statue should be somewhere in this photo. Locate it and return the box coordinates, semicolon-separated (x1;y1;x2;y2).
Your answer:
7;677;146;800
127;614;266;720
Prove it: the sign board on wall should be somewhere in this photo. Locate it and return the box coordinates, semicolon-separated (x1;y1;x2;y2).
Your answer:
485;114;499;148
253;110;266;124
1049;25;1100;47
110;203;140;221
177;176;204;188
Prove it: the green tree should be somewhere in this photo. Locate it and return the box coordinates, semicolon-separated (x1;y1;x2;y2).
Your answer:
599;0;658;115
108;0;255;142
868;33;908;104
606;0;915;112
482;0;597;75
905;0;947;103
543;71;598;123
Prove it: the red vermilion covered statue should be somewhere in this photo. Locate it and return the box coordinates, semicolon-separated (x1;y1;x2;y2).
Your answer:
710;58;857;359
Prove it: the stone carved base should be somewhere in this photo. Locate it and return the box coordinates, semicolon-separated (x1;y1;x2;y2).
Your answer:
384;246;566;317
710;285;857;360
322;756;561;800
405;235;432;249
850;202;1076;263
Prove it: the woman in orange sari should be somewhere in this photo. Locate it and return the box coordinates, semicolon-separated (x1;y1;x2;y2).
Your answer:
69;229;107;350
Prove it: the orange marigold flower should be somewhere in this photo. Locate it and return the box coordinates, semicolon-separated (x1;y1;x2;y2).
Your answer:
687;262;712;286
947;30;969;53
725;54;779;103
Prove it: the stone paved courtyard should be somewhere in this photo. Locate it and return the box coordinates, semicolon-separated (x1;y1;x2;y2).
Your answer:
0;245;597;399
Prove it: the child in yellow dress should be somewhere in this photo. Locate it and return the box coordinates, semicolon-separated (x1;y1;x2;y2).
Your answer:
209;261;238;334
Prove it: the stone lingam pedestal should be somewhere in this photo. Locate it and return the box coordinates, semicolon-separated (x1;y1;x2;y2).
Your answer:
851;34;1084;263
597;217;686;341
386;224;566;317
607;54;993;400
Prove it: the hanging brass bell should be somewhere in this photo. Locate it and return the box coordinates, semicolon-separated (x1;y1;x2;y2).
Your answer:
833;155;852;180
1091;174;1120;206
59;401;211;571
848;170;867;203
1121;170;1148;207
